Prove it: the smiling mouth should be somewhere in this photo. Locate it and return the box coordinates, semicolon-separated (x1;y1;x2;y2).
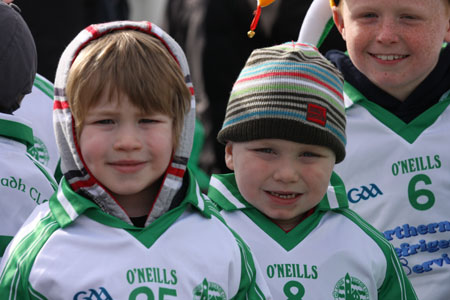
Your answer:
267;191;300;199
370;53;409;61
109;161;146;173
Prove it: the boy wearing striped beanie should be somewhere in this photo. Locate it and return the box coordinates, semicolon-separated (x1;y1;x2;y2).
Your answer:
208;42;417;299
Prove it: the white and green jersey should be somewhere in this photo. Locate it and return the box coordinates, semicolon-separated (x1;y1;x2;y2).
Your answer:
208;173;417;300
15;74;60;178
334;86;450;300
0;113;57;262
0;175;271;300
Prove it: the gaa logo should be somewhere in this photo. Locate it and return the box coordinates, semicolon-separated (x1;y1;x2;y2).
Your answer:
73;287;113;300
28;136;50;166
193;278;226;300
332;273;369;300
347;184;383;204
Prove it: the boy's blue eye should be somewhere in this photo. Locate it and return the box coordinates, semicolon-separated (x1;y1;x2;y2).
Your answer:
363;13;377;18
400;15;416;20
255;148;274;154
301;152;319;158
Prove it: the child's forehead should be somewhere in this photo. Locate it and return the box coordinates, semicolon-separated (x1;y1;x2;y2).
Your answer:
240;139;331;151
342;0;448;10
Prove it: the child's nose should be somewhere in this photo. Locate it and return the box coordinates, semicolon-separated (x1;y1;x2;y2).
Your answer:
113;126;142;151
273;160;300;183
376;19;399;44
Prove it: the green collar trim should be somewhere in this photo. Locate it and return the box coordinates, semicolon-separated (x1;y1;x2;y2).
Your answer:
208;172;347;250
181;168;214;218
345;83;450;143
0;118;34;148
244;206;325;251
50;172;211;248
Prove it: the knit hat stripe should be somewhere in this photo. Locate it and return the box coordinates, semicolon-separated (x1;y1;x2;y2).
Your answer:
227;92;345;127
229;79;345;113
223;105;345;139
222;110;346;146
225;97;346;132
218;42;346;162
234;71;343;101
223;100;346;141
238;61;343;92
245;49;338;74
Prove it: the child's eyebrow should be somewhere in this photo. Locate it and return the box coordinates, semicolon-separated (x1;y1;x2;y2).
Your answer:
86;107;119;116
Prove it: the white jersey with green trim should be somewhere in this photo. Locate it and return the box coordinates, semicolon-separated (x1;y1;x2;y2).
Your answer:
15;74;59;176
0;176;271;300
0;113;57;263
208;173;417;300
334;87;450;300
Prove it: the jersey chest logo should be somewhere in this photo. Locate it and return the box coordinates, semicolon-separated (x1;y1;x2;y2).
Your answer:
332;273;369;300
193;278;226;300
348;184;383;204
74;287;113;300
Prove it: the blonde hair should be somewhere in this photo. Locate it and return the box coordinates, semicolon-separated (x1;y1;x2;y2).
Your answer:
67;29;191;148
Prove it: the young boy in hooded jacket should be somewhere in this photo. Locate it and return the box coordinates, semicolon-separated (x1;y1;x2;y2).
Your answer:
0;21;271;300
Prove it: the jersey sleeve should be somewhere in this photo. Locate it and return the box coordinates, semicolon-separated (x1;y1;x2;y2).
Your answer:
378;243;418;300
228;228;272;299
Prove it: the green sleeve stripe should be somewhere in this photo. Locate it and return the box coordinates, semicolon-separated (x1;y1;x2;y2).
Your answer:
26;153;57;190
29;284;47;299
0;213;59;300
339;209;417;300
229;230;267;299
0;236;13;258
33;74;54;99
0;119;34;148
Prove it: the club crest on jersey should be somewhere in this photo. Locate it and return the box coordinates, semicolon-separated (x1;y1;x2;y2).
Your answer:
193;278;226;300
28;136;50;166
332;273;369;300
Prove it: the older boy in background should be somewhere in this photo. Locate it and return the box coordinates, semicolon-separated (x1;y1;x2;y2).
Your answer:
298;0;450;298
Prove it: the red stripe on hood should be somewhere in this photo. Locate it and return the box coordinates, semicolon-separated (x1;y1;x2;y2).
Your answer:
167;165;185;179
70;176;97;191
53;100;70;110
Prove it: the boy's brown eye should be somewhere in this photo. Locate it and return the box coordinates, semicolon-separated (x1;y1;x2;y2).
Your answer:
95;119;114;125
139;119;156;124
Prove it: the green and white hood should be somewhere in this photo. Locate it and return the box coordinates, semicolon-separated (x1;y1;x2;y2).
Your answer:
53;21;196;226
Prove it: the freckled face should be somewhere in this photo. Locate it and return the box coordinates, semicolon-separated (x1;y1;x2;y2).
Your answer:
225;139;336;231
334;0;450;100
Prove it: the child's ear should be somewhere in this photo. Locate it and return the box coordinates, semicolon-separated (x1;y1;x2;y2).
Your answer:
445;15;450;43
332;6;346;41
224;143;235;171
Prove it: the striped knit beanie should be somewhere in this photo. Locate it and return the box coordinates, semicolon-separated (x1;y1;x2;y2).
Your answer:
217;42;346;163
